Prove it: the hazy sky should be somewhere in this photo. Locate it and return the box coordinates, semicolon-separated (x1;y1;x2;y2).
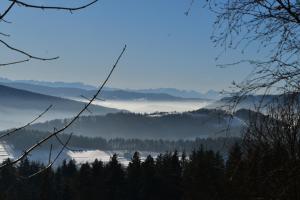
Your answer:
0;0;260;92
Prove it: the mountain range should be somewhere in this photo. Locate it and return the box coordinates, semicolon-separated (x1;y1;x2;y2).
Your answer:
0;81;209;101
0;77;224;100
136;88;226;100
0;77;97;90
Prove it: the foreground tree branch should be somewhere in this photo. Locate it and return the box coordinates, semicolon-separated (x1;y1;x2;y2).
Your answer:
0;45;127;169
24;133;73;179
0;39;59;61
208;0;300;95
0;0;99;66
0;59;29;67
0;105;52;140
12;0;98;12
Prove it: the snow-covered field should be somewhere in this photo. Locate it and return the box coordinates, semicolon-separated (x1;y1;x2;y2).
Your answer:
0;143;159;166
0;141;14;163
67;150;159;166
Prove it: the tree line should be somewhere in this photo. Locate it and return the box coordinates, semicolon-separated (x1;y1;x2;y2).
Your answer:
3;129;239;154
0;141;298;200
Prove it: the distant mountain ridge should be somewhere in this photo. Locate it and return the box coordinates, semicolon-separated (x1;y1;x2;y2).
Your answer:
0;77;224;100
136;88;226;100
0;84;117;112
0;81;210;101
0;77;97;90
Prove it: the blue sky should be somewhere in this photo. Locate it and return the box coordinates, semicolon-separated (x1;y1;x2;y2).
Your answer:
0;0;258;92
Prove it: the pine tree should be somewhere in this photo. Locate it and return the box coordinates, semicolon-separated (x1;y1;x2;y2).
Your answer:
79;163;93;200
155;151;182;200
91;159;105;200
126;152;142;200
103;154;125;200
39;168;56;200
140;155;157;200
183;149;225;200
0;159;17;200
61;160;78;200
225;142;246;200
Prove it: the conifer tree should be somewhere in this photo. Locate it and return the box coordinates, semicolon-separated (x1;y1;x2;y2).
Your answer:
79;163;93;200
140;155;158;200
103;154;125;200
126;152;142;200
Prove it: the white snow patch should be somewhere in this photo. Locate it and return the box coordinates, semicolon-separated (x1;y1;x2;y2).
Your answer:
0;145;160;167
0;141;14;163
67;150;112;164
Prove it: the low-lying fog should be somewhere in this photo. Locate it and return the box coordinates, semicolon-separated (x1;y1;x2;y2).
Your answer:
0;99;212;131
78;99;212;113
0;108;82;131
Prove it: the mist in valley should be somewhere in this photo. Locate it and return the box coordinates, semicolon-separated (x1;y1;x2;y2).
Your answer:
76;98;212;113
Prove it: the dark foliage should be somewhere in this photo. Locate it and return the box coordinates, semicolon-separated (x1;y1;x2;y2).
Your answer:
2;129;240;154
28;109;244;139
0;144;298;200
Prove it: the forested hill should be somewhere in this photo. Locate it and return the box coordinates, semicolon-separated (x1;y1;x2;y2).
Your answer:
28;109;251;139
1;128;239;153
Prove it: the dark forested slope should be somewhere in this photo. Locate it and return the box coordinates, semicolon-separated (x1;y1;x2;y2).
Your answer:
28;109;248;139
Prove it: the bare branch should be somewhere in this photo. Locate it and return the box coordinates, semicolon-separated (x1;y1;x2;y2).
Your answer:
0;0;17;20
0;105;52;140
12;0;98;11
207;0;300;97
0;39;59;61
80;94;105;101
0;32;10;37
54;134;82;152
0;59;29;67
25;133;73;179
48;144;53;165
0;18;12;24
0;45;127;169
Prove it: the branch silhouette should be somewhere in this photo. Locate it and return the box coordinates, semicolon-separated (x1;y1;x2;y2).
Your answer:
0;45;127;169
0;105;52;140
0;0;98;66
23;133;73;179
12;0;98;12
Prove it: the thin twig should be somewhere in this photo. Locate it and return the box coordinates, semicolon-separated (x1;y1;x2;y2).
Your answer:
0;0;17;20
0;39;59;61
0;105;52;140
12;0;98;11
0;45;127;169
25;133;73;179
54;134;82;152
0;59;29;67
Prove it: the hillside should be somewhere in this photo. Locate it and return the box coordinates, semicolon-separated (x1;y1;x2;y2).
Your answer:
0;84;119;130
208;94;282;111
0;128;240;154
28;108;248;140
